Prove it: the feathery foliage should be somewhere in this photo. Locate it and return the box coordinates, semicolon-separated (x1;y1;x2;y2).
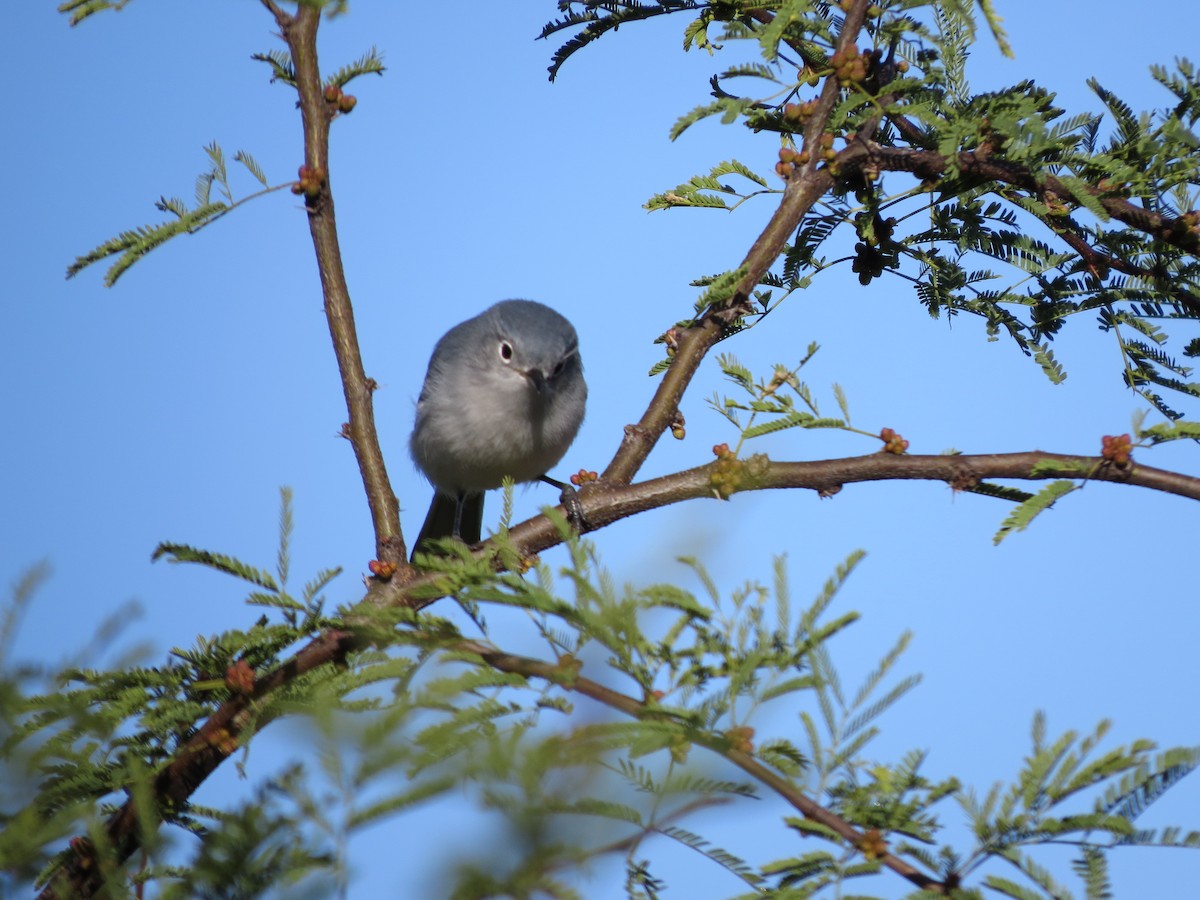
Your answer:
993;479;1077;544
65;142;288;286
544;1;1200;415
32;1;1200;897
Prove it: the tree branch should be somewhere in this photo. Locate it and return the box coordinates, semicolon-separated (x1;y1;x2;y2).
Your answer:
496;449;1200;567
462;640;946;893
845;143;1200;314
43;440;1198;895
601;1;872;487
283;3;404;564
38;627;360;899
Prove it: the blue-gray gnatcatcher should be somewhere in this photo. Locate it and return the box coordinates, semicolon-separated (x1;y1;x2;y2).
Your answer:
410;299;587;553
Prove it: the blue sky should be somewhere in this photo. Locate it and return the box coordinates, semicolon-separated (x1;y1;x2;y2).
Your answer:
4;2;1199;897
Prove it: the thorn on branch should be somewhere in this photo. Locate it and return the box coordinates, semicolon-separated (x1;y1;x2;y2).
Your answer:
661;326;681;357
208;727;238;756
551;653;583;688
949;470;980;492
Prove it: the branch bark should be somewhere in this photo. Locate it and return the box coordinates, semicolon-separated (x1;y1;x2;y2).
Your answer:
272;1;404;564
601;1;872;487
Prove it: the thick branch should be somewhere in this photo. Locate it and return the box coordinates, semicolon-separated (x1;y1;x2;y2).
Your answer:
500;450;1200;565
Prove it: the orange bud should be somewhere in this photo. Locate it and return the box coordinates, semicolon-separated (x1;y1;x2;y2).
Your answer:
859;828;888;859
727;725;755;753
225;659;255;694
880;427;909;454
1101;433;1133;465
368;559;397;579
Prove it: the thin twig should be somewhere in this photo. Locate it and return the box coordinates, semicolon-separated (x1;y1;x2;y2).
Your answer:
286;4;404;563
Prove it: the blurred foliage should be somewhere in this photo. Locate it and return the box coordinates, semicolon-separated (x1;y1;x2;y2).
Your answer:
26;1;1200;897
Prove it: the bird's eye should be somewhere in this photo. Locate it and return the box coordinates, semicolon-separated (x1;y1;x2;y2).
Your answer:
551;359;566;378
498;340;514;363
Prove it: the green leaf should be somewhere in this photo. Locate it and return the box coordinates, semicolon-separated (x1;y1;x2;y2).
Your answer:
658;826;762;885
1073;847;1112;900
1032;342;1067;385
252;49;296;87
1136;420;1200;445
993;480;1077;544
710;158;768;188
245;591;304;611
694;265;749;312
151;543;280;591
742;413;845;440
983;875;1051;900
669;97;754;141
325;45;386;88
58;0;133;27
235;150;269;187
67;203;229;286
348;775;458;829
832;383;851;423
966;482;1034;503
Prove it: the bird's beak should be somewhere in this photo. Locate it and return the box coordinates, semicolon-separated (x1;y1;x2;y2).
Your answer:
525;368;547;394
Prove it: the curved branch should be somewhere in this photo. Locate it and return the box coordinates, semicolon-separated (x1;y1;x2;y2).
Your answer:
45;442;1198;895
38;627;360;899
462;640;945;892
847;143;1200;315
866;145;1200;255
499;450;1200;567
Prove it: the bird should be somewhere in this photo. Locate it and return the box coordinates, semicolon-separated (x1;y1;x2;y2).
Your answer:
409;299;586;556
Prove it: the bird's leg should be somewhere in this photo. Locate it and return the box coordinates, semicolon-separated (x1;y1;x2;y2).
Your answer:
539;474;589;534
